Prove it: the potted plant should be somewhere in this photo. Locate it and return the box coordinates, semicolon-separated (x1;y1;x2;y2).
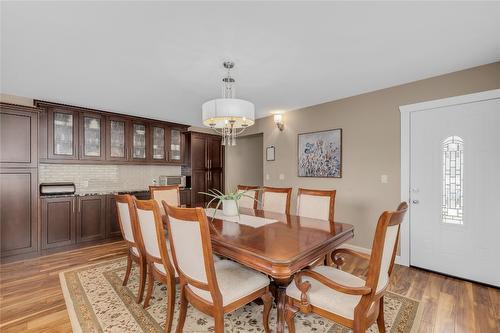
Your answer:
200;188;259;217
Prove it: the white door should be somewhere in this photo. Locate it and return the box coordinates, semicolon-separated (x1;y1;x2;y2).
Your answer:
410;97;500;287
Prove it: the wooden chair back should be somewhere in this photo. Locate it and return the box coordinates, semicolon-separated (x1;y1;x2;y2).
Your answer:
296;188;336;223
149;185;180;215
134;199;176;276
163;204;222;304
363;202;408;300
237;185;260;209
261;186;292;214
114;194;138;246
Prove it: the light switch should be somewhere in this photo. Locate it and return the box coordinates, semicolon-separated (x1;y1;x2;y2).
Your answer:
279;173;285;180
381;175;388;184
265;174;270;181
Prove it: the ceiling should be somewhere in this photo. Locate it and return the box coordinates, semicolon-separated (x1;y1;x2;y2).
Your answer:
1;1;499;126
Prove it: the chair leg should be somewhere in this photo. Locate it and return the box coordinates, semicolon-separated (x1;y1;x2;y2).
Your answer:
261;290;273;333
137;258;147;304
284;298;299;333
143;265;155;308
122;252;132;286
214;309;225;333
164;274;176;333
377;296;386;333
175;285;188;333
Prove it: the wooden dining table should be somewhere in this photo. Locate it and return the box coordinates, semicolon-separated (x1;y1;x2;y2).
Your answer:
207;207;354;333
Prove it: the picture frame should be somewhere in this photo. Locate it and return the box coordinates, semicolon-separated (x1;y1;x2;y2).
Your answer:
266;145;275;161
298;128;342;178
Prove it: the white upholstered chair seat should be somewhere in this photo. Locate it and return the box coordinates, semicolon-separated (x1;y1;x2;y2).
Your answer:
286;266;367;320
190;260;269;306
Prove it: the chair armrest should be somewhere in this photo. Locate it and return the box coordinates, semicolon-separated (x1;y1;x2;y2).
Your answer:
331;248;370;267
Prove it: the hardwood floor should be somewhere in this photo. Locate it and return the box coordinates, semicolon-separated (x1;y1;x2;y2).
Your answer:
0;241;498;332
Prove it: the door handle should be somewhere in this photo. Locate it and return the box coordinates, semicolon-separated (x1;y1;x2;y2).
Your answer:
412;200;419;204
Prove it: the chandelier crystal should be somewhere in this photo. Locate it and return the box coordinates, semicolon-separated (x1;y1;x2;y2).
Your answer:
202;61;255;146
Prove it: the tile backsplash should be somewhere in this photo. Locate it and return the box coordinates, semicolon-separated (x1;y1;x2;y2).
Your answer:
39;164;181;194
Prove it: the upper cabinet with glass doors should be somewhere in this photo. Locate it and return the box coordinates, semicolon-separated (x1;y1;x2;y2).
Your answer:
79;112;105;160
150;123;167;163
168;128;183;163
47;108;79;160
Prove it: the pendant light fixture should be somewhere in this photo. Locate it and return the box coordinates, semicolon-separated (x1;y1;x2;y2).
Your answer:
202;61;255;145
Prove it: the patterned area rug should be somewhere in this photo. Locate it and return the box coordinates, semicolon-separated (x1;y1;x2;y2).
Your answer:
59;257;422;332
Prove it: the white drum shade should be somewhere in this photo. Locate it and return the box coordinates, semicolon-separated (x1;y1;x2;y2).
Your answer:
202;98;255;128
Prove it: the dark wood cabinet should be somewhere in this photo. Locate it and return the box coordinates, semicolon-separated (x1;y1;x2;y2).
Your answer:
76;195;106;243
188;132;223;207
150;123;167;163
180;188;191;207
47;107;79;160
130;120;148;162
79;111;105;161
0;104;38;168
168;128;183;163
41;196;76;249
0;169;38;257
106;195;122;238
106;116;129;161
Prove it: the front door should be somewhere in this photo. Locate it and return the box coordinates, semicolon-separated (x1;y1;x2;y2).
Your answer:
410;97;500;286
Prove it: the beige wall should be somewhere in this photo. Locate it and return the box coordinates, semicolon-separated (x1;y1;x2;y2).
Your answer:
225;133;263;191
236;61;500;249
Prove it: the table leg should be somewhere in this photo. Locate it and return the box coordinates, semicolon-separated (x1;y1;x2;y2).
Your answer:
272;278;292;333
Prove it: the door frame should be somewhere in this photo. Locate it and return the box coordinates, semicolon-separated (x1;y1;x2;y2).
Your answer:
398;88;500;266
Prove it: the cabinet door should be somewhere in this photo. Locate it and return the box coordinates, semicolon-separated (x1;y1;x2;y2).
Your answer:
106;116;129;161
79;112;105;161
106;195;122;238
47;108;79;160
0;105;38;168
150;124;167;162
0;169;38;257
209;170;224;194
130;121;148;162
191;170;207;207
191;134;207;170
41;196;76;249
180;189;191;207
77;195;106;243
168;128;183;163
208;136;223;169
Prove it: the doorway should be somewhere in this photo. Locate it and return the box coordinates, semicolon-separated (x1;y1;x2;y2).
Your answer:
224;133;264;192
401;90;500;286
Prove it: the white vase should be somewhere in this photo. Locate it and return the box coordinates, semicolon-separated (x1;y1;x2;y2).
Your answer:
222;199;239;216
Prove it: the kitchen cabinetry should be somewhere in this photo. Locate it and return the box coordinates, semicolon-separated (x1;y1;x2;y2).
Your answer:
47;107;79;160
106;195;121;238
188;132;223;207
0;104;39;259
41;196;76;249
76;195;106;243
35;101;188;165
180;188;191;207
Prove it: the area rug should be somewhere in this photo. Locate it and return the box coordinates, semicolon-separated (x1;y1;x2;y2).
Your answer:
59;257;422;332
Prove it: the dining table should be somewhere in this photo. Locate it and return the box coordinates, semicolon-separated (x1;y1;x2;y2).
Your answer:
206;207;354;333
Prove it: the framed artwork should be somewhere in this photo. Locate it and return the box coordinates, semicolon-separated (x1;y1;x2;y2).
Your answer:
298;128;342;178
266;145;275;161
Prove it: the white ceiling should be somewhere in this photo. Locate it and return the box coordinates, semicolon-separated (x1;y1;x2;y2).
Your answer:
1;1;499;126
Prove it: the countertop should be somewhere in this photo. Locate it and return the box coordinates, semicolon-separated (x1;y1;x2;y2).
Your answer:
40;188;191;198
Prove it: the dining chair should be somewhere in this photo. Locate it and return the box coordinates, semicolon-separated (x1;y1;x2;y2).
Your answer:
115;194;147;304
296;188;337;266
284;202;408;333
163;204;274;333
134;199;178;333
261;186;292;214
149;185;181;215
236;185;259;209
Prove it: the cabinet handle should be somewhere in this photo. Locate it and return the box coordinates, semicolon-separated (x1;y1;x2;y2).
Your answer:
73;200;75;213
78;199;81;213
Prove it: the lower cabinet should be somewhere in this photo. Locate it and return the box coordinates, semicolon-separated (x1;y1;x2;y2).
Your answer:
76;195;106;243
41;196;76;249
106;195;122;238
180;188;191;207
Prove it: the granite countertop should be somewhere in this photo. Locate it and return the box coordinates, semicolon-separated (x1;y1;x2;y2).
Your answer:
40;188;191;198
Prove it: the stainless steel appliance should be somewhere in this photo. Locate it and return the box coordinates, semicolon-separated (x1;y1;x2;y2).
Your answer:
158;175;186;188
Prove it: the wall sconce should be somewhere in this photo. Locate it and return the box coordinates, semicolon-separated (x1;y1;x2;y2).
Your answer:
273;113;284;131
